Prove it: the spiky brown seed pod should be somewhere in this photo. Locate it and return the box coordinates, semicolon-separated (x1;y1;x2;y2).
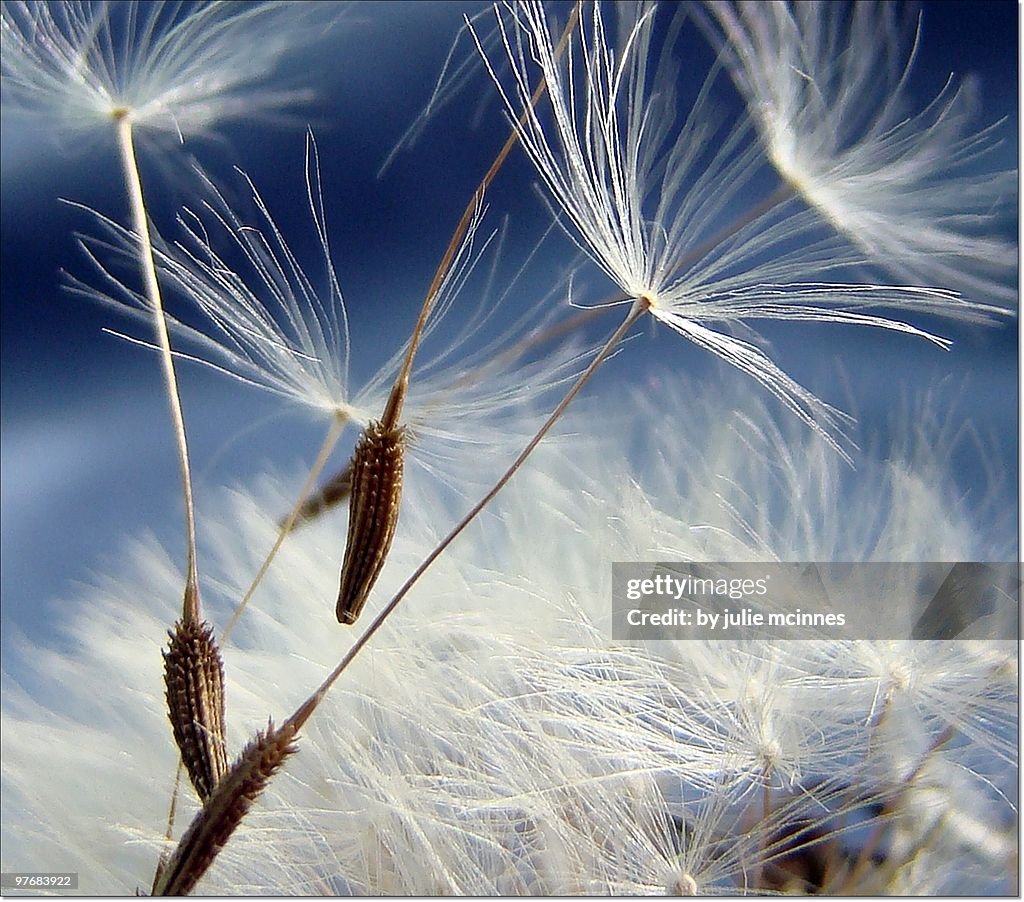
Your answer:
163;619;229;801
279;459;353;533
152;720;299;896
336;419;406;625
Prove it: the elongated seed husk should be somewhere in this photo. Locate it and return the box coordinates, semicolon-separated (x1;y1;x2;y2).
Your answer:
163;619;229;801
336;420;406;625
279;460;353;533
153;720;299;896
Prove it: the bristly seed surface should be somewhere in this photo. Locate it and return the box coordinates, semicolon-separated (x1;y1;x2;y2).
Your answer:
163;619;229;801
336;419;406;625
152;720;299;896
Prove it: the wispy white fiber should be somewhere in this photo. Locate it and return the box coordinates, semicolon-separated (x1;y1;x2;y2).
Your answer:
474;1;1008;459
67;132;589;492
0;0;341;141
703;0;1017;304
2;382;1014;895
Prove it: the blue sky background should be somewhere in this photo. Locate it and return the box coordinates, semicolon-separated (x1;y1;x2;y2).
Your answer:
1;0;1018;664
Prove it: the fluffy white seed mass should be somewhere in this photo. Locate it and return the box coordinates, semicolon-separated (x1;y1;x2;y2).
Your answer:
1;386;1015;895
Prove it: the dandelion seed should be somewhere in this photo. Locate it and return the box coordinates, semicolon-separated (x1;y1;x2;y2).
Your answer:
151;719;299;896
1;0;340;144
476;1;1005;457
3;1;339;608
162;619;229;802
702;0;1017;304
336;420;406;625
71;132;585;456
284;458;353;531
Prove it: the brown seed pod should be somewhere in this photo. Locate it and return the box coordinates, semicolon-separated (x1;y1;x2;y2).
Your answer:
278;459;354;533
336;419;406;625
163;619;229;801
152;720;299;896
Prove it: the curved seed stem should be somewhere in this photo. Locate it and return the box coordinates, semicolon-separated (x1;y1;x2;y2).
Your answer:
114;114;200;622
285;298;649;734
150;762;184;895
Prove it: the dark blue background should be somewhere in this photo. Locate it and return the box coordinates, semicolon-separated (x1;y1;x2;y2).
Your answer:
1;1;1018;659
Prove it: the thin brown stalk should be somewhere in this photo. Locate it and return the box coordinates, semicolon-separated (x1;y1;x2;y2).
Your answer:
295;298;648;719
672;183;796;277
381;2;583;430
150;764;182;895
334;6;582;624
116;112;236;880
221;412;348;642
836;724;956;892
752;768;773;891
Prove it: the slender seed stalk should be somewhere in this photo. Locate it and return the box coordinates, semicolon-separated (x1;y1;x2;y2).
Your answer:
381;2;583;430
289;304;610;531
673;183;796;276
840;723;956;891
334;7;583;624
754;769;773;890
151;764;183;895
292;298;649;725
114;112;201;621
221;411;348;642
116;113;232;875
